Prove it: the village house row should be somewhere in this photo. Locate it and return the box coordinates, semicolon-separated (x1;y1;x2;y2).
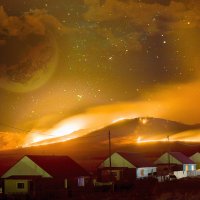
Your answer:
0;151;200;198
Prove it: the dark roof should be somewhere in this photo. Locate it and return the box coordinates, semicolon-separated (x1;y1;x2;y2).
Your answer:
27;155;89;178
117;152;155;168
169;152;195;164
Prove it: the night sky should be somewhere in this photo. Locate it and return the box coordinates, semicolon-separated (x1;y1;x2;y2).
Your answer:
0;0;200;149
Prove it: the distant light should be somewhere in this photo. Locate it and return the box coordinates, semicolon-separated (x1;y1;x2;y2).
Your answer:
191;165;195;171
140;118;148;125
136;138;168;144
137;136;142;143
77;94;83;101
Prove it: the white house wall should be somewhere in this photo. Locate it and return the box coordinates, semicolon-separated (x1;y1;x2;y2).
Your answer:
154;153;182;165
136;167;157;178
195;169;200;176
2;156;52;178
99;153;135;168
173;171;187;179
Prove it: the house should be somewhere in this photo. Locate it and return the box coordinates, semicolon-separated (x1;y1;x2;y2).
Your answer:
1;155;89;197
190;152;200;169
154;152;196;179
97;152;156;183
0;156;22;195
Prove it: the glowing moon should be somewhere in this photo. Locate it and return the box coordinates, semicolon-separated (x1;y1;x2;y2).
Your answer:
0;36;58;93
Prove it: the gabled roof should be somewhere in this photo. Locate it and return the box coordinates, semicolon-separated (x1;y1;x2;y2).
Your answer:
0;156;22;177
169;152;194;164
190;152;200;163
190;152;200;157
117;152;155;168
27;155;89;178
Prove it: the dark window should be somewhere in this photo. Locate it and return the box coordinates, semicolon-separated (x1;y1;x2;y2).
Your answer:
17;183;25;189
111;172;117;177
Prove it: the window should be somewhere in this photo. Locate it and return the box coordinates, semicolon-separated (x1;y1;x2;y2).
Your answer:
78;177;85;187
140;169;144;176
191;165;195;171
17;182;25;189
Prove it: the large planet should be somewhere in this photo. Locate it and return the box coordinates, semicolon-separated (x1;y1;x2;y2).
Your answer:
0;34;58;93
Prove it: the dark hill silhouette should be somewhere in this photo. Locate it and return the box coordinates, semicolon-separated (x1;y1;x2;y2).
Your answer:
26;117;200;146
0;117;200;172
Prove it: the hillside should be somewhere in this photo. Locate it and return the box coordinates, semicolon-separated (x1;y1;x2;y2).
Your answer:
0;117;200;171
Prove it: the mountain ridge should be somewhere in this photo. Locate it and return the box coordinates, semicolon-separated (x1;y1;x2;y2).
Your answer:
0;117;200;172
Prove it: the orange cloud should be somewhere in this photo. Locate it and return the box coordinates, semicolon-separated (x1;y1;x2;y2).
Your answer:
0;131;26;150
83;1;199;30
0;6;66;39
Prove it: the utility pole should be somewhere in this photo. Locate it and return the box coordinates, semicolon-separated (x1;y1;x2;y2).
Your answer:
108;130;112;180
167;135;171;174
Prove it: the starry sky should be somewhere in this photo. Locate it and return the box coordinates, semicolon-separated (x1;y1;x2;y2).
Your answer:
0;0;200;149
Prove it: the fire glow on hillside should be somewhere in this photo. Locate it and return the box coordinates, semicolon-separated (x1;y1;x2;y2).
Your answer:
136;137;200;144
23;114;139;147
0;111;199;150
21;116;200;148
136;129;200;144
